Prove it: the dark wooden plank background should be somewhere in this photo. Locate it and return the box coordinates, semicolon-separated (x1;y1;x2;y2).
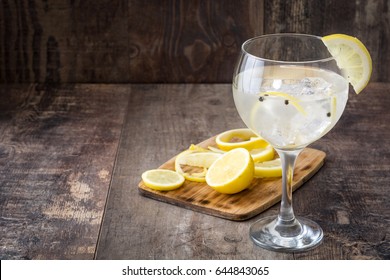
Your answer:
1;0;388;83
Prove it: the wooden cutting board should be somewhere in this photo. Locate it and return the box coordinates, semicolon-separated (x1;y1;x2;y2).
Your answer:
138;135;326;221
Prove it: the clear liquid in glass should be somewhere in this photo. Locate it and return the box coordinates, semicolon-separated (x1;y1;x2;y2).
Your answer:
233;65;349;150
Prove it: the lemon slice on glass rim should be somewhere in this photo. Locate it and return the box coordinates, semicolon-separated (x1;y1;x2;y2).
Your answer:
322;34;372;94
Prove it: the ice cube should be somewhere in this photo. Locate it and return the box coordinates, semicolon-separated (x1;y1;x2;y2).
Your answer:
298;77;332;96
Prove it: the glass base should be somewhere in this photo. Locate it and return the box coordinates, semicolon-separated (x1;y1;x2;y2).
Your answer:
250;215;323;252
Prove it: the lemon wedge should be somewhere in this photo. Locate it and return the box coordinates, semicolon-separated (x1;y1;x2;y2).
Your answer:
215;128;268;151
142;169;185;191
254;158;282;178
322;34;372;94
206;148;254;194
175;150;221;182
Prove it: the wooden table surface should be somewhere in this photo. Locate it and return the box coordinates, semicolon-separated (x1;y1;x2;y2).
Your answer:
0;83;389;260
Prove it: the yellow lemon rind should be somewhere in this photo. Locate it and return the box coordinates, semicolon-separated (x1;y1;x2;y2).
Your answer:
250;144;275;163
175;150;221;182
215;128;268;151
258;91;307;116
208;144;274;163
254;158;282;178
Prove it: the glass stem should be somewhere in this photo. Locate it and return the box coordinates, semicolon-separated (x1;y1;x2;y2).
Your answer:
275;148;303;223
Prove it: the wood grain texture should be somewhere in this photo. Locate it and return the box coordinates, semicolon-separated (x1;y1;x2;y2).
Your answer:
264;0;390;83
128;0;264;83
139;137;326;221
0;0;263;83
96;83;389;260
0;84;129;259
1;83;389;259
1;0;388;83
0;0;129;83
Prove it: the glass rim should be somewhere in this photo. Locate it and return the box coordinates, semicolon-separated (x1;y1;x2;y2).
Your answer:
241;33;336;64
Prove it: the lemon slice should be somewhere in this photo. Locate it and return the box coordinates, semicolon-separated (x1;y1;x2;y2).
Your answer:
208;144;274;162
188;144;209;152
175;150;221;182
142;169;185;191
322;34;372;94
258;91;307;115
206;148;254;194
250;145;275;162
254;158;282;178
215;128;268;151
207;146;225;153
